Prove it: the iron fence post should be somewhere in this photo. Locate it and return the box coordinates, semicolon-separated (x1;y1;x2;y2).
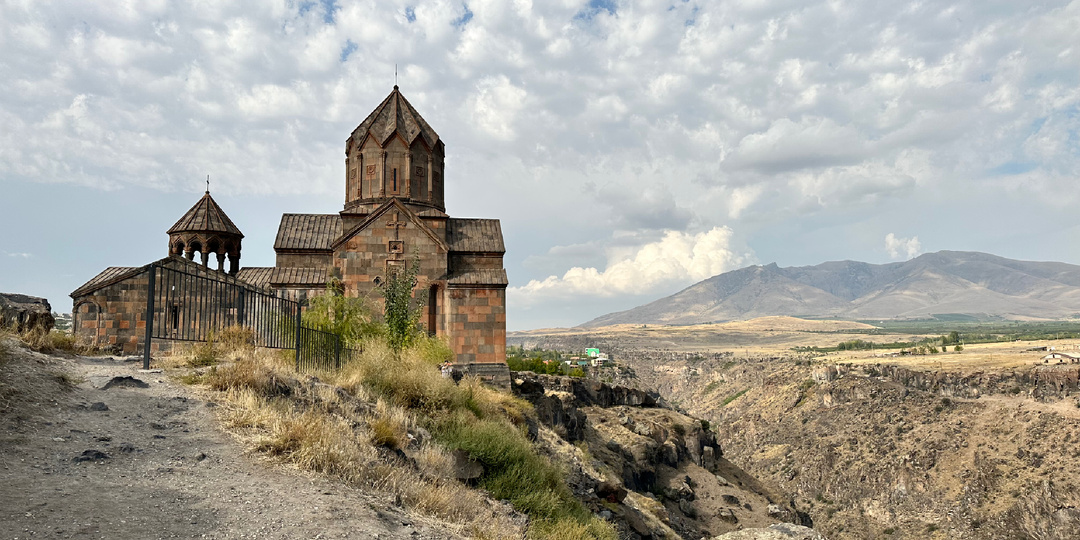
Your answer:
335;335;342;370
143;263;156;370
294;305;302;371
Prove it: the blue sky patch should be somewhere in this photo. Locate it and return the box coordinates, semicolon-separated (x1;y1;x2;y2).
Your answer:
452;3;473;28
340;39;357;62
575;0;618;22
989;161;1037;176
405;6;416;23
298;0;337;24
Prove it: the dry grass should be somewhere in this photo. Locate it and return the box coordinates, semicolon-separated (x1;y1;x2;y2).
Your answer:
199;351;526;538
840;338;1080;373
187;337;614;540
15;326;100;356
510;316;930;354
161;325;260;368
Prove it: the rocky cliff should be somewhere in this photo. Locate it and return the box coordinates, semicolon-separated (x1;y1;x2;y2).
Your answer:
0;293;54;331
513;372;815;539
612;352;1080;539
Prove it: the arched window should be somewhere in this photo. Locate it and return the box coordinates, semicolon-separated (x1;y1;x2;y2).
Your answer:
392;168;398;193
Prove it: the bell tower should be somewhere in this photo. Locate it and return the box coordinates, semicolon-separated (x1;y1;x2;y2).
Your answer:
166;190;244;274
342;86;445;219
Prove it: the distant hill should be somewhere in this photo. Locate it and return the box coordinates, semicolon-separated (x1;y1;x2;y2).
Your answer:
582;251;1080;327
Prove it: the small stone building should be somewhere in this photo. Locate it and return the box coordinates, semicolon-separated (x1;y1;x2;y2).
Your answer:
71;86;508;369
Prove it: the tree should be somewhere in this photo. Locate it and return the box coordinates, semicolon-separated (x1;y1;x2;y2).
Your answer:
302;276;379;347
381;259;425;352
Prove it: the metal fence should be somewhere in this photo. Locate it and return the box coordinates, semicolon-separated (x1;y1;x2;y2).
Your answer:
296;325;363;371
141;262;356;372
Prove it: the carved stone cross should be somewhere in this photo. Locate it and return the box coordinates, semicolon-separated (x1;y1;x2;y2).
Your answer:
386;212;407;239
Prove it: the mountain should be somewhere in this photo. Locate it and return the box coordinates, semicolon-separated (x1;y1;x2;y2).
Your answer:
583;251;1080;326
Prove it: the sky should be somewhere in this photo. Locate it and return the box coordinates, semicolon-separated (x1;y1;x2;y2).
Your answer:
2;0;1079;330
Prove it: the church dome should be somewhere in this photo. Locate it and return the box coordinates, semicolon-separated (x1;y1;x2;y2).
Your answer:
167;191;244;273
348;85;440;150
343;86;447;215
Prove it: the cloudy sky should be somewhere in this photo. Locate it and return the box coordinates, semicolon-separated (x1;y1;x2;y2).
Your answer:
2;0;1079;330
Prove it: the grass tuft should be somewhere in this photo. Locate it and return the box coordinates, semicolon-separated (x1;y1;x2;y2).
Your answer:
194;332;612;540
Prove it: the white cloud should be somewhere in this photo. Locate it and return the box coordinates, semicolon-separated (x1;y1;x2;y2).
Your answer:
3;0;1080;329
510;227;750;304
885;233;922;260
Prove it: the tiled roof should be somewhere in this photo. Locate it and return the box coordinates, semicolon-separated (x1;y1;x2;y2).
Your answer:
274;214;343;251
70;266;141;298
269;267;329;287
237;267;329;288
235;267;274;288
447;269;509;286
348;86;440;150
167;192;244;237
446;219;505;253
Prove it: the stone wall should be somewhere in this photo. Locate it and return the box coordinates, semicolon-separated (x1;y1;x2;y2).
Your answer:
334;210;448;310
275;252;332;269
454;362;511;392
73;272;150;355
446;287;505;363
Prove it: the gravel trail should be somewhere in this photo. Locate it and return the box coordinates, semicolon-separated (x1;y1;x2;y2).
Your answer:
0;348;463;540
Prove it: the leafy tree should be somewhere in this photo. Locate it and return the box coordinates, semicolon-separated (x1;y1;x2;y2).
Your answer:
381;259;425;352
302;276;380;347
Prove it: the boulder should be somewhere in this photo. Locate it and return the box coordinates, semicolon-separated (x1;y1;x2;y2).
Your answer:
451;449;484;483
0;293;54;332
597;481;628;503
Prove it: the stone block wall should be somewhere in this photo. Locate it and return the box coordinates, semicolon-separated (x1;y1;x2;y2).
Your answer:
276;252;332;269
335;209;448;317
446;287;506;364
454;362;511;392
449;253;503;271
73;272;151;355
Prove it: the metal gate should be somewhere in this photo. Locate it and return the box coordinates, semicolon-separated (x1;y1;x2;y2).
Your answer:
141;262;356;372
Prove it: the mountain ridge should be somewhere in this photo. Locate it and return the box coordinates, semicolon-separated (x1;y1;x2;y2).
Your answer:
583;250;1080;327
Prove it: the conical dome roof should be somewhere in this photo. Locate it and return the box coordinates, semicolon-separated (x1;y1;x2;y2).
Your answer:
348;86;440;149
167;191;244;237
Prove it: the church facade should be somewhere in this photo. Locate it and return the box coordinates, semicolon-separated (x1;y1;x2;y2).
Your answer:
72;86;508;366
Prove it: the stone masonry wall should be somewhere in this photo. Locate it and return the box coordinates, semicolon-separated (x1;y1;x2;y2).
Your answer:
276;252;332;269
335;211;448;331
73;272;150;355
446;287;505;364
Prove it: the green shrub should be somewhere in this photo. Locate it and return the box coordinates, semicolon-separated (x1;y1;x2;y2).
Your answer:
303;279;382;347
431;411;594;526
722;388;749;406
382;259;425;351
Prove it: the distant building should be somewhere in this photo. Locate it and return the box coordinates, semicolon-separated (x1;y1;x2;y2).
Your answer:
1042;352;1079;363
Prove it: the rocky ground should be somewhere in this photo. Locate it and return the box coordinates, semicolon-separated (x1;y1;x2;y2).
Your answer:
0;339;464;540
602;349;1080;540
513;373;815;539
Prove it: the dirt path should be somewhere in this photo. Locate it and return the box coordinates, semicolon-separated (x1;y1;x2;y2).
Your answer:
0;347;463;540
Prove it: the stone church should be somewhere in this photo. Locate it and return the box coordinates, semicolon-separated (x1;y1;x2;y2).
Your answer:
71;86;508;366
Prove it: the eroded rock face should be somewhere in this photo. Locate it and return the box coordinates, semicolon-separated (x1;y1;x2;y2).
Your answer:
0;293;54;331
514;372;662;408
713;523;826;539
514;372;813;539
